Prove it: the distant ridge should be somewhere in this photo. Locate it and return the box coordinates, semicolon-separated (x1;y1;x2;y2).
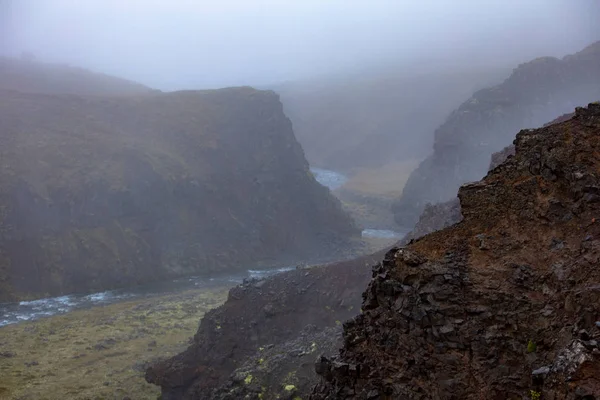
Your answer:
393;40;600;227
0;57;156;96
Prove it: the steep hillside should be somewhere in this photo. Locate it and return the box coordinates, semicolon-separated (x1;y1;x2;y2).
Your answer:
0;57;155;96
146;252;385;399
393;41;600;227
313;103;600;399
275;66;508;172
0;87;358;301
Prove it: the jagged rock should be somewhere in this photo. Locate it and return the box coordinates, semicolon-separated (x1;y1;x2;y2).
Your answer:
397;117;575;247
393;41;600;227
399;198;463;245
489;144;516;171
312;104;600;400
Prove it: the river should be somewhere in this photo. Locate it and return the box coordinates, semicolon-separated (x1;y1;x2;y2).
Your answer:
0;168;403;327
0;266;296;327
310;167;407;239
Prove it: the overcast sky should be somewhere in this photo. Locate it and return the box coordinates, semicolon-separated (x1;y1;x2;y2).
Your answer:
2;0;599;89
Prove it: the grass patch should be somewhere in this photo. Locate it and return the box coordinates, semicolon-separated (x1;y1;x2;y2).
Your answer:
0;286;229;399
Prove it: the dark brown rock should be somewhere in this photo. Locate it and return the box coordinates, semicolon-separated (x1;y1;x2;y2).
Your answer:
312;103;600;400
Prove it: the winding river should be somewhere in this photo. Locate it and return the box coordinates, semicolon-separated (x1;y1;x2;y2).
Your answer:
0;168;402;327
310;167;406;240
0;266;295;327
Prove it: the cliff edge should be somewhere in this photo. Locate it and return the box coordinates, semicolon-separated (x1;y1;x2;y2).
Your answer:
313;103;600;399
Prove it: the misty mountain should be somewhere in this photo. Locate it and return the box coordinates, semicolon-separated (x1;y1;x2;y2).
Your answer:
0;56;155;96
393;41;600;227
0;85;358;301
274;66;508;172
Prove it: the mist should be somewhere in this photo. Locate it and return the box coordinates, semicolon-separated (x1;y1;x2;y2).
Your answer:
2;0;599;90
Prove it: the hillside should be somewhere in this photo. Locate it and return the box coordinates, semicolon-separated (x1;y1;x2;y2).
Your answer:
0;57;155;96
313;103;600;399
393;41;600;227
275;66;508;172
0;87;358;301
145;251;385;399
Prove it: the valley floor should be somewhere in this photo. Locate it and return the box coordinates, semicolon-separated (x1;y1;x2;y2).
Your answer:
0;287;230;400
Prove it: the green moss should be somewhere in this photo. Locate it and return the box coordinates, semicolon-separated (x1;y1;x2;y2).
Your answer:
284;384;296;392
244;374;253;385
0;286;229;399
530;390;541;400
527;340;537;353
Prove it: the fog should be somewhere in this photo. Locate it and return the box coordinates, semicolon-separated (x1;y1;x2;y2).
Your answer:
2;0;599;90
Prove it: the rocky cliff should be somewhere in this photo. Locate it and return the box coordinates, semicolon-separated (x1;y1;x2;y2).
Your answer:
393;41;600;227
312;103;600;399
0;87;358;301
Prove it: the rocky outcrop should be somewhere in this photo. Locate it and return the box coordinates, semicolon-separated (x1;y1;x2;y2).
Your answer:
489;144;516;171
399;198;462;245
146;252;385;399
312;103;600;399
401;111;580;244
393;41;600;227
0;87;358;301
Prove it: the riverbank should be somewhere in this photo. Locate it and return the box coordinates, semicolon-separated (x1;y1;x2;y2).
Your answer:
0;167;405;399
311;166;411;233
0;286;229;400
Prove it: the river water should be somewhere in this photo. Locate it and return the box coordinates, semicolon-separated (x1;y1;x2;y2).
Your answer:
0;168;403;327
310;168;407;239
0;266;295;327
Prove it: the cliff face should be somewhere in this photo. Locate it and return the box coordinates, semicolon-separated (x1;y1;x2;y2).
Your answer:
313;104;600;399
276;66;507;172
393;41;600;227
0;87;358;301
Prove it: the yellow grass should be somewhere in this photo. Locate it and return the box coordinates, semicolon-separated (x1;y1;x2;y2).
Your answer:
342;159;420;197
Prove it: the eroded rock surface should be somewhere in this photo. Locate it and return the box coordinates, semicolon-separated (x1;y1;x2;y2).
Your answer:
312;103;600;399
399;198;463;246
